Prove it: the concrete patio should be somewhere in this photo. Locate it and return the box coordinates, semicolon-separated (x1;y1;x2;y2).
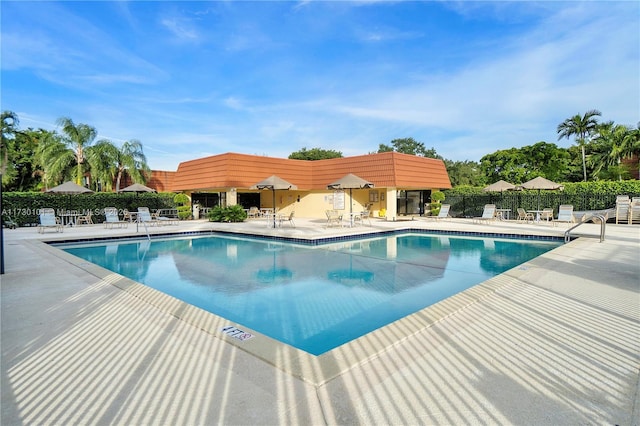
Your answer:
2;217;639;425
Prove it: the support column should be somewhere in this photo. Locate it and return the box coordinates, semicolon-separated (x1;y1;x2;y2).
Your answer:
226;188;238;207
386;188;397;221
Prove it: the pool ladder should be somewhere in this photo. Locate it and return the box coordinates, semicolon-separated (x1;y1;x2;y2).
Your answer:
136;218;151;241
564;213;606;243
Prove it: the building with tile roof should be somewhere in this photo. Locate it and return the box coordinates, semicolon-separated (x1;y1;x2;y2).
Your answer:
153;151;451;220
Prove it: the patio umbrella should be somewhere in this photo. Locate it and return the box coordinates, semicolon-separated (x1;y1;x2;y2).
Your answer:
327;173;374;216
250;175;298;228
483;180;516;193
119;183;156;193
46;181;93;194
519;176;564;212
46;181;94;224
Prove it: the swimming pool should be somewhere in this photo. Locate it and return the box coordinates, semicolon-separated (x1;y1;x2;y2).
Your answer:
61;232;561;355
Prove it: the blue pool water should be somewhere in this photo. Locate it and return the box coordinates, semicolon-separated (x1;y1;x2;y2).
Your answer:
61;233;561;355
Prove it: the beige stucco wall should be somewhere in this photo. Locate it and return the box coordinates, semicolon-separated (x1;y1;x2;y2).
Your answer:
185;187;426;221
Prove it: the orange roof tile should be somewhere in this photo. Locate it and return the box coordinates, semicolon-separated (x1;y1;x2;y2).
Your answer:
170;152;451;192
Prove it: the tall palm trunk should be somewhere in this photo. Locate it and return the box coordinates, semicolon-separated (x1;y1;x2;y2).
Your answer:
581;145;587;182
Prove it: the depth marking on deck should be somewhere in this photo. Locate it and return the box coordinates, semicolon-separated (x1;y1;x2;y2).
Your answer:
221;326;254;341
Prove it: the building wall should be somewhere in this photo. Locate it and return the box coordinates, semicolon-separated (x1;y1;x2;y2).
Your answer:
155;151;451;221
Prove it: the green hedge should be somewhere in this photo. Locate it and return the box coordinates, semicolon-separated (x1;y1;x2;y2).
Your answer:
443;181;640;218
1;192;177;226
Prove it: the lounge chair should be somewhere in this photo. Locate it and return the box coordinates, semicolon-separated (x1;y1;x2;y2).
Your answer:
616;200;631;224
104;207;128;229
278;211;295;227
473;204;496;224
516;208;534;223
325;210;343;228
153;208;179;225
38;208;63;233
426;204;450;221
137;207;160;226
553;205;574;227
631;198;640;225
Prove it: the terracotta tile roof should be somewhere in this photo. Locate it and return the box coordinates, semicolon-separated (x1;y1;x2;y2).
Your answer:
170;152;451;192
147;170;176;192
118;170;176;192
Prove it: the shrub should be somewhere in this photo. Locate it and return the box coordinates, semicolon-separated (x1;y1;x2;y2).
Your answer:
208;205;247;223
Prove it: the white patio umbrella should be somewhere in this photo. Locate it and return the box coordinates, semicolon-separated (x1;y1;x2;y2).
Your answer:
519;176;564;212
250;175;298;228
327;173;374;216
483;180;516;193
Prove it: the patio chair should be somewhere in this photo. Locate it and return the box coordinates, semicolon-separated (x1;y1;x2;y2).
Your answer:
38;208;63;233
278;211;295;227
473;204;496;224
76;210;93;226
516;208;534;223
540;208;554;223
104;207;128;229
426;204;450;221
325;210;343;228
553;205;575;227
247;206;260;219
359;208;372;226
137;207;160;226
2;214;18;229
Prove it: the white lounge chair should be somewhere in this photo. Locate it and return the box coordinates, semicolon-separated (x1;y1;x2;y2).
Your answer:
630;198;640;225
137;207;160;226
473;204;496;224
616;199;631;224
38;208;63;233
426;204;450;221
553;205;574;227
104;207;128;229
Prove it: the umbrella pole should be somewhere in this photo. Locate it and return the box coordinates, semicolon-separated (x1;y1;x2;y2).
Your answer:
272;189;276;228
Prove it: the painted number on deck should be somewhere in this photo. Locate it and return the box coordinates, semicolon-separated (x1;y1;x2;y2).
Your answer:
221;326;254;342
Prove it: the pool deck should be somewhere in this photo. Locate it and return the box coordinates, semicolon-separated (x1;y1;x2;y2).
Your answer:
2;217;639;425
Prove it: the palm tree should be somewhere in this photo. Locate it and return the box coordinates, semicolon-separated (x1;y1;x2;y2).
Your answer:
35;131;76;189
1;111;20;184
56;117;97;185
557;109;601;182
86;139;150;191
589;121;628;180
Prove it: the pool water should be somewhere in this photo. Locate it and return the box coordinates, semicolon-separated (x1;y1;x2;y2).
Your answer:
62;233;561;355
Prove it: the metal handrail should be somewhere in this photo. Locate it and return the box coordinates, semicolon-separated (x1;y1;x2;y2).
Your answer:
136;216;151;241
564;214;606;243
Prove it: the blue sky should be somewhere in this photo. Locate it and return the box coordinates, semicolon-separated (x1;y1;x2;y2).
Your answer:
2;1;638;171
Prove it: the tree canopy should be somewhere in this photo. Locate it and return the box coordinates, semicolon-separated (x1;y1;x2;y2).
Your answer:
2;109;639;192
288;147;342;160
377;137;443;159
